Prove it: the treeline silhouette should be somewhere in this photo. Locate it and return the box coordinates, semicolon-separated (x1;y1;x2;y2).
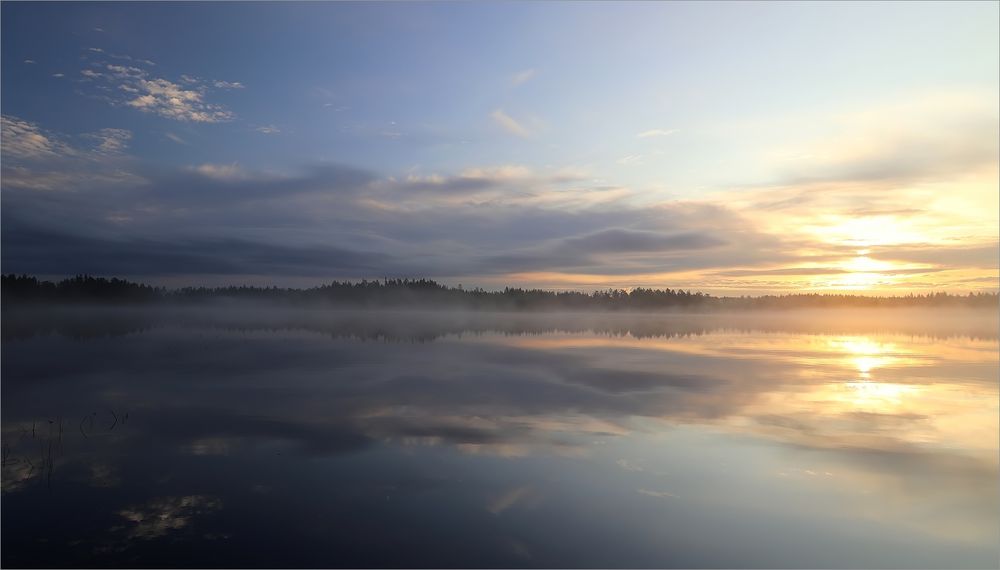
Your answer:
3;274;997;310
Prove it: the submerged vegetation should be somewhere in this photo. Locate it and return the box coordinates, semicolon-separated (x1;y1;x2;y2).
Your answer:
2;274;997;310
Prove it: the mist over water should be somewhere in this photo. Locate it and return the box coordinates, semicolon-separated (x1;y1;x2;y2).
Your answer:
2;307;998;568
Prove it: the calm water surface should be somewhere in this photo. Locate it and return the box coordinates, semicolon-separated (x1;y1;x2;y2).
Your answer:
2;307;998;568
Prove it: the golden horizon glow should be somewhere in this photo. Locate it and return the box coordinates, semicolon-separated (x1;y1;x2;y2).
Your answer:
494;327;998;458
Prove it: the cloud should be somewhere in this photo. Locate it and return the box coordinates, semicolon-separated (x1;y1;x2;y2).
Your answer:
4;308;995;557
190;162;246;181
636;129;677;138
108;52;157;66
81;61;236;123
391;173;496;196
511;68;536;86
761;92;999;188
1;116;143;191
23;59;36;64
491;108;531;138
383;165;540;197
213;80;245;89
124;80;233;122
460;165;533;180
1;115;73;159
84;128;132;155
486;227;728;274
617;154;644;165
117;496;222;540
255;125;280;134
52;73;65;78
118;162;376;210
702;92;1000;291
1;148;793;281
1;164;141;193
2;116;990;290
164;132;187;145
88;47;104;53
713;267;850;277
1;226;395;277
874;243;1000;270
560;228;724;254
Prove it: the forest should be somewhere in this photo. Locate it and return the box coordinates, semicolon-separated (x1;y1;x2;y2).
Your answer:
3;274;997;310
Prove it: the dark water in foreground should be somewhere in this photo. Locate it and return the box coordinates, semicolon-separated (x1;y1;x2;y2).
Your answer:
2;307;998;568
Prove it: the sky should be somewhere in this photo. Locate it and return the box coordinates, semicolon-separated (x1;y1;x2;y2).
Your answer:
1;1;998;294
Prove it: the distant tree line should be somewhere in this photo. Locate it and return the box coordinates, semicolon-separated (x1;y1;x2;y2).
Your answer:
2;274;997;310
2;274;161;303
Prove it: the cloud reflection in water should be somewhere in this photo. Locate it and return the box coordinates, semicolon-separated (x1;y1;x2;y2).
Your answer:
1;307;996;567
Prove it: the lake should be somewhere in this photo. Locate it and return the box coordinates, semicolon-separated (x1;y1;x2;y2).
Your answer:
2;307;997;568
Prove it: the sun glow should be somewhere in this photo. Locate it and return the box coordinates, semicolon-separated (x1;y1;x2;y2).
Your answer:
834;257;895;289
842;256;894;273
826;271;889;291
819;253;936;292
806;215;927;248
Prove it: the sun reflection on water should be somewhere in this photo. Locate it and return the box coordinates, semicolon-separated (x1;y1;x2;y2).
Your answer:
833;337;899;377
827;337;921;410
841;380;918;409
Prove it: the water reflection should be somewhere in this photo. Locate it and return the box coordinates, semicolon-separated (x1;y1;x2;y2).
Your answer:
2;308;997;568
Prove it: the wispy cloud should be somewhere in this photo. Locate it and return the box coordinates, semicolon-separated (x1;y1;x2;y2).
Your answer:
1;115;72;159
108;52;156;66
125;79;233;122
81;62;237;123
2;115;132;164
511;68;536;86
213;80;245;89
52;73;65;78
1;133;780;281
23;59;36;64
491;108;531;138
717;92;1000;278
460;165;533;181
189;163;246;181
84;128;132;155
753;92;998;189
254;125;281;135
617;154;644;166
3;110;995;292
636;129;677;138
1;116;142;191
